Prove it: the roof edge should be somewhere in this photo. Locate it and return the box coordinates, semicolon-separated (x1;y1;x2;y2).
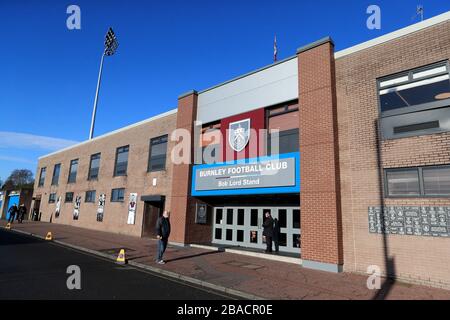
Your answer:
335;10;450;59
197;55;297;95
296;36;334;54
38;108;178;160
178;90;198;99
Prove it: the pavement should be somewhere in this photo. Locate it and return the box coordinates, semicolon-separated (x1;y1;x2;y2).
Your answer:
2;220;450;300
0;229;236;300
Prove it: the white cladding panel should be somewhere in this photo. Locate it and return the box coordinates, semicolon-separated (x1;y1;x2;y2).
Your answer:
197;57;298;124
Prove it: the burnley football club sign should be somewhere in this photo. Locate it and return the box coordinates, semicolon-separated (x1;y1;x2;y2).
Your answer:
228;118;250;152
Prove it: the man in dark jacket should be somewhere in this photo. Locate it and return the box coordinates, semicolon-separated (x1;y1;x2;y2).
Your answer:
18;204;27;223
7;204;18;223
155;210;171;264
262;211;274;253
273;218;280;253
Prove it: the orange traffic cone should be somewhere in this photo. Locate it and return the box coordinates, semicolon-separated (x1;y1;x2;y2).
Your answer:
45;232;53;241
116;249;127;264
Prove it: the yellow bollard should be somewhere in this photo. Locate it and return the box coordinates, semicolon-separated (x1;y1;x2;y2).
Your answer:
116;249;127;264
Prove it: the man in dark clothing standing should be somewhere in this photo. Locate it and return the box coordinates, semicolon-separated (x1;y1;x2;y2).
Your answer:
18;204;27;223
155;210;171;264
273;218;280;253
7;204;18;224
262;211;274;253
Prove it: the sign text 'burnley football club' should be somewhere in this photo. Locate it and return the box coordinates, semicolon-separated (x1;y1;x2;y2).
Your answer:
191;152;300;196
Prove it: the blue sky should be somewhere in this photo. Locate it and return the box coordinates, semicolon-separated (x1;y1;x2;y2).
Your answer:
0;0;449;181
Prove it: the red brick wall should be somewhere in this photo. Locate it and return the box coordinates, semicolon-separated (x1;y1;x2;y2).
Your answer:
169;92;197;243
382;133;450;168
33;112;177;237
336;20;450;288
170;92;212;244
297;40;343;266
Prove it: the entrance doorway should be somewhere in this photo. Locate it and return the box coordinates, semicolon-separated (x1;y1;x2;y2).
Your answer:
212;207;301;254
32;197;41;221
142;200;164;238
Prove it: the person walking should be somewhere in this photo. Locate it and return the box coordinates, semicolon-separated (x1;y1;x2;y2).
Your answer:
155;210;171;264
7;204;18;224
18;204;27;223
262;211;274;253
273;218;280;253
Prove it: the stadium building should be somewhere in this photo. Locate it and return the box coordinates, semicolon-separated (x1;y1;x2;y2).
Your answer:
32;12;450;288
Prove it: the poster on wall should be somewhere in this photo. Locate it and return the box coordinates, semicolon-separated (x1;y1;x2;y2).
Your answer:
73;196;81;220
127;193;137;225
55;196;61;218
368;206;450;237
97;193;106;222
195;203;207;224
0;192;4;213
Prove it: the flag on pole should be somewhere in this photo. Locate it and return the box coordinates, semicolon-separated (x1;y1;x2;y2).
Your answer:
273;35;278;62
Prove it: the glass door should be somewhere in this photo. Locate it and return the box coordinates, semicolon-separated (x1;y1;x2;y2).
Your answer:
212;206;301;254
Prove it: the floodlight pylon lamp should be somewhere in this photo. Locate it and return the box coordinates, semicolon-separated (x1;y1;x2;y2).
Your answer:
104;27;119;56
89;27;119;140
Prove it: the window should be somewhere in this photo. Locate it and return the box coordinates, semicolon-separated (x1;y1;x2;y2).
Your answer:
65;192;74;203
250;230;258;243
385;166;450;197
200;125;221;165
215;209;223;224
215;228;222;240
114;146;129;176
423;166;450;196
237;230;244;242
51;164;61;186
111;188;125;202
278;209;287;228
68;159;78;183
226;209;233;224
250;209;258;226
379;62;450;140
268;101;299;116
378;62;450;114
201;145;220;164
278;233;287;247
237;209;244;226
38;167;46;187
85;190;96;203
88;153;101;180
386;169;420;196
148;135;168;172
293;209;300;229
48;193;56;203
226;229;233;241
268;129;299;155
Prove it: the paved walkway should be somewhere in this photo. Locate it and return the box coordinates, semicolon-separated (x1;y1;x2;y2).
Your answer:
2;220;450;300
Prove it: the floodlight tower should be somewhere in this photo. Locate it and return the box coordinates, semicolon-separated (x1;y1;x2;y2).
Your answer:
89;27;119;140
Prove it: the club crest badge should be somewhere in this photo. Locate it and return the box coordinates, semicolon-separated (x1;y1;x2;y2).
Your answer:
228;119;251;152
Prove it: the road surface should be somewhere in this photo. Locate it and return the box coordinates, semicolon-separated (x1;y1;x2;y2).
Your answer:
0;229;236;300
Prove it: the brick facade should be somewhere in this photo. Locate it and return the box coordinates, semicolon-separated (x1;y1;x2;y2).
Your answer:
336;20;450;288
33;112;177;237
297;39;343;270
170;92;213;244
30;13;450;289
